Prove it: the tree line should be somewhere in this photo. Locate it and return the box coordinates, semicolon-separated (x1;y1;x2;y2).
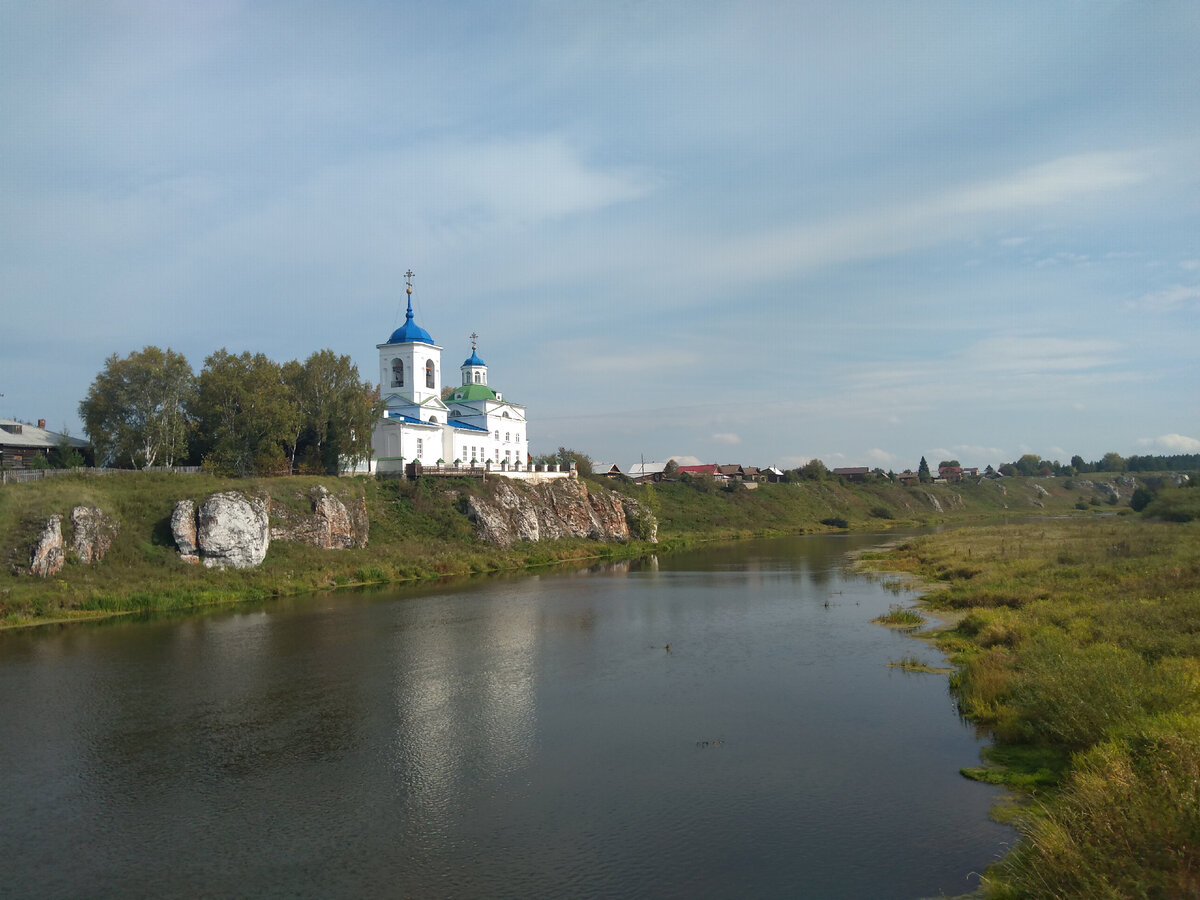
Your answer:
996;451;1200;477
79;346;382;476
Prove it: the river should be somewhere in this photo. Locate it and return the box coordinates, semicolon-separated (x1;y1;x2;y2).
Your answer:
0;532;1011;898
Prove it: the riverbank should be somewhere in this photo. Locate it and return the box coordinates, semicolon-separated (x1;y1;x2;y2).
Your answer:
866;516;1200;898
1;470;1098;629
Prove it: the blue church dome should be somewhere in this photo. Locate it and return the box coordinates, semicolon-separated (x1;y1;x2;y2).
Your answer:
387;295;434;345
462;349;486;367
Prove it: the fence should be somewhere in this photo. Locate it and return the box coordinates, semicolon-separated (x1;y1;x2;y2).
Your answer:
1;465;203;485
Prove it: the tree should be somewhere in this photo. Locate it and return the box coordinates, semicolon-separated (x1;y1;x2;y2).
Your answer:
1070;454;1090;474
283;350;382;474
938;459;961;469
1014;453;1041;476
918;456;931;483
663;459;680;478
51;431;85;469
79;346;195;468
1099;451;1126;473
190;350;299;476
799;458;828;480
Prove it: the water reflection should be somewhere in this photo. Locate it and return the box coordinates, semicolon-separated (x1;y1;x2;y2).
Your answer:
0;532;1009;899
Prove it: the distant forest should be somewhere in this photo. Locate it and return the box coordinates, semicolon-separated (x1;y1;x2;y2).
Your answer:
998;452;1200;477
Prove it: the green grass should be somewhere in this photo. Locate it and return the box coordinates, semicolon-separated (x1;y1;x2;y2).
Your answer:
872;604;926;627
873;517;1200;897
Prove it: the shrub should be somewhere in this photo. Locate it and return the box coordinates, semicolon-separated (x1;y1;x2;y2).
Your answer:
820;516;848;529
869;506;894;519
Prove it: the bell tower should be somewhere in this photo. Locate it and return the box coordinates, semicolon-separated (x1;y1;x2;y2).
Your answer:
377;271;442;406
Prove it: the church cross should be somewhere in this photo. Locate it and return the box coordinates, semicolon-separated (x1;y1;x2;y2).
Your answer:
405;269;415;294
470;331;478;351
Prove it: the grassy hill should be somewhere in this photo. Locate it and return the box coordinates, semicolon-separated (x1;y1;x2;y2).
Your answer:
0;470;1114;627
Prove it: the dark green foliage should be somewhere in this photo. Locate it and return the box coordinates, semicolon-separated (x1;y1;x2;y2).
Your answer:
820;516;848;529
918;456;931;483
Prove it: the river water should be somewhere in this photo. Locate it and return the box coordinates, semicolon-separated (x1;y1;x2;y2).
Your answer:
0;533;1011;899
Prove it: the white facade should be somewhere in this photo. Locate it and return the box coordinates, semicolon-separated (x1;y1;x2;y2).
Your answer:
371;286;530;473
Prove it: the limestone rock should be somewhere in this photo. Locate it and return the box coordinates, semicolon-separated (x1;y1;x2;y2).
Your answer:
270;486;369;549
29;515;64;578
70;506;118;564
171;499;200;564
1032;483;1050;498
467;478;654;547
197;492;269;569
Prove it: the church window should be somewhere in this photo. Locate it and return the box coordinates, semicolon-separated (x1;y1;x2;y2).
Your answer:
494;431;500;441
391;359;404;387
505;432;510;442
416;438;424;458
474;372;481;384
426;360;435;388
429;416;438;424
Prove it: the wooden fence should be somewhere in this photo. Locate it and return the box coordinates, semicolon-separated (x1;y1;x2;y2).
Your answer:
1;466;203;485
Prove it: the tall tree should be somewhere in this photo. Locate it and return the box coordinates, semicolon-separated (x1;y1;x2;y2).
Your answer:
918;456;931;483
191;350;299;476
79;346;195;468
283;350;382;473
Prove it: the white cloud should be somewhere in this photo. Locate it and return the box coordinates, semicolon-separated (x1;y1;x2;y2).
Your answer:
1131;284;1200;312
710;432;742;445
690;151;1148;287
667;455;705;466
1138;433;1200;452
865;448;897;465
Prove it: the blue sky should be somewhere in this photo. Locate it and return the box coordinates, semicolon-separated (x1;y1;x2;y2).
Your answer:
3;1;1198;471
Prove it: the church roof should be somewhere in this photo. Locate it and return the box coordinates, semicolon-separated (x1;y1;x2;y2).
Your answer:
462;349;486;367
386;292;434;345
449;384;500;402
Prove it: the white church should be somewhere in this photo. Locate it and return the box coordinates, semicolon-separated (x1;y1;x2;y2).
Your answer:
371;275;531;474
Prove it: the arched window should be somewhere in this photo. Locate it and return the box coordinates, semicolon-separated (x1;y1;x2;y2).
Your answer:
494;431;500;441
505;432;510;442
425;359;435;388
428;416;438;424
474;372;481;383
391;359;404;387
502;411;510;418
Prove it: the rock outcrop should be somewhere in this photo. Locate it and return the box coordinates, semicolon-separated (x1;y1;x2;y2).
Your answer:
466;478;656;547
29;515;64;577
270;485;368;549
171;499;199;564
70;506;118;564
171;492;269;568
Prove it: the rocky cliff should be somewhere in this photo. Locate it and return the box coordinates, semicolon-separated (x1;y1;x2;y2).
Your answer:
466;477;657;547
270;485;368;549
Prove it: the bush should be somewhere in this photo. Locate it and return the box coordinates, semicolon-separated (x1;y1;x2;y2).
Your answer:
869;506;894;519
820;516;848;529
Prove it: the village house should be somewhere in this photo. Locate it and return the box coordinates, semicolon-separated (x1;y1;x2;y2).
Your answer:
0;418;89;469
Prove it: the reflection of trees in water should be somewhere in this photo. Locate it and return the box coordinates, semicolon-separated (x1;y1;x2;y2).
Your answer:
84;611;370;787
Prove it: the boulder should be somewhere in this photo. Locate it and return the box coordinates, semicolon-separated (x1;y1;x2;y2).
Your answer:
70;506;118;564
197;492;269;569
29;515;64;578
171;499;200;564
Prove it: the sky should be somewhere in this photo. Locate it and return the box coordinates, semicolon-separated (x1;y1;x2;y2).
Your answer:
2;1;1198;472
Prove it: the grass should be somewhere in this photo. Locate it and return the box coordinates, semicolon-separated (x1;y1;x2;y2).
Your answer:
872;604;926;627
871;516;1200;897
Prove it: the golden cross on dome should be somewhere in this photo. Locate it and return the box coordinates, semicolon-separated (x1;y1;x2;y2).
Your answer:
470;331;478;351
405;269;414;295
